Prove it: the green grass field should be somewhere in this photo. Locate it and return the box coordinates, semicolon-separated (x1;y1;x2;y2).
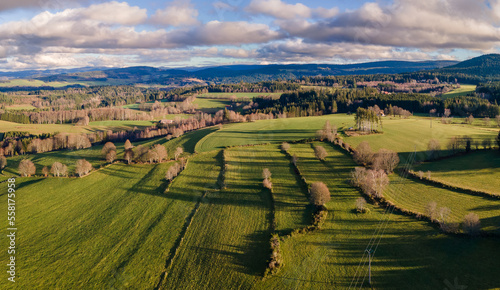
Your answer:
0;149;225;289
0;120;156;135
1;115;500;289
195;115;354;152
384;171;500;232
193;98;231;113
345;116;499;161
415;150;500;196
4;104;37;111
441;84;477;99
1;126;217;176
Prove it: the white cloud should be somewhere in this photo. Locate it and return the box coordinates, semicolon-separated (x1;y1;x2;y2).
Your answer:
246;0;338;19
80;1;147;25
150;1;199;27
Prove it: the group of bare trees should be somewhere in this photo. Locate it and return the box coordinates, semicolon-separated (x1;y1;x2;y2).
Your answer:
351;167;389;199
309;182;331;206
353;142;399;173
165;159;187;182
426;201;481;235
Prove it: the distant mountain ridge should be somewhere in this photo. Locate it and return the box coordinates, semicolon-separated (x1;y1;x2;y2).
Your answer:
27;60;457;85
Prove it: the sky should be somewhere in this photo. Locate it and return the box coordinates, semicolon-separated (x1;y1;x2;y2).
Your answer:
0;0;499;70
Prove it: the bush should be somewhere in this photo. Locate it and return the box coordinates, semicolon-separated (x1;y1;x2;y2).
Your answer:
463;213;481;236
309;182;331;206
281;142;290;151
314;145;328;161
262;168;272;179
264;234;283;277
355;197;369;213
263;178;272;190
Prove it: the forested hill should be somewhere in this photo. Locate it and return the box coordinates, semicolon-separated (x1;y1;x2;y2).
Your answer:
35;60;457;85
430;54;500;80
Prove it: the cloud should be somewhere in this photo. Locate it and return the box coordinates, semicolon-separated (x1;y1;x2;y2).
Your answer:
150;0;199;26
277;1;500;51
246;0;338;19
0;0;91;12
80;1;147;25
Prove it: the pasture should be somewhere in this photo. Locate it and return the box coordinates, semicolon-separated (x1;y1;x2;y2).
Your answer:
1;115;499;289
441;84;477;98
415;150;500;196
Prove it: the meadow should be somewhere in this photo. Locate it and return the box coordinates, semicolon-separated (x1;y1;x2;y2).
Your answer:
441;84;477;98
1;114;499;289
192;98;231;113
414;150;500;196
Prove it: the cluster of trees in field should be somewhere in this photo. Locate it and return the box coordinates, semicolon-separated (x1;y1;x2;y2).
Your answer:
17;158;92;178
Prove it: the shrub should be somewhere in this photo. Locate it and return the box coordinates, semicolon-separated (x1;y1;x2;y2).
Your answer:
281;142;290;151
264;234;283;277
463;213;481;236
314;145;328;161
417;171;424;179
309;182;331;206
263;178;272;190
262;168;272;179
355;197;369;213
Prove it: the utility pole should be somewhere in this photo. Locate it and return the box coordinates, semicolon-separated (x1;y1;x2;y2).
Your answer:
365;249;373;285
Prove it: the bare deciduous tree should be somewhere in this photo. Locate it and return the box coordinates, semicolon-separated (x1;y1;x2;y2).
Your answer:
42;166;49;177
152;144;168;162
106;150;116;163
263;178;272;190
174;147;184;160
124;149;134;164
124;139;133;150
353;141;373;166
262;168;272;179
427;139;441;159
309;182;331;206
0;156;6;173
19;159;36;177
75;159;93;177
314;145;328;161
102;142;116;156
425;201;438;221
355;197;368;213
372;149;399;173
51;162;68;177
291;154;298;166
463;213;481;236
281;142;290;151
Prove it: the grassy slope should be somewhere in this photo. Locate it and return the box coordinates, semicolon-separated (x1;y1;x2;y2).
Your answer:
195;115;353;153
414;150;500;196
2;126;217;176
442;84;477;99
198;92;282;99
0;120;155;135
162;145;310;288
384;173;500;232
345;117;499;161
253;142;500;289
193;98;230;113
0;150;223;289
